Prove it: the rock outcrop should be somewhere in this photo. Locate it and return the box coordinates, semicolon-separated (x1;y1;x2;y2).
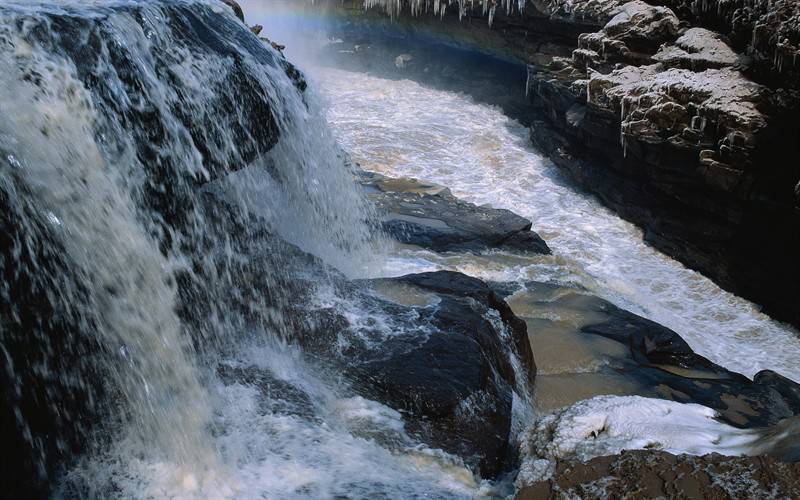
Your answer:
359;171;551;254
526;0;800;328
346;271;535;477
517;449;800;499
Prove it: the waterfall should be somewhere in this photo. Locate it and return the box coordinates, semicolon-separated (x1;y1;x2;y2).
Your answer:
0;0;377;495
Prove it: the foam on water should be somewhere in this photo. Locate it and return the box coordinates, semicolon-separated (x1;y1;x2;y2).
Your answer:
66;340;486;499
1;2;486;497
312;67;800;382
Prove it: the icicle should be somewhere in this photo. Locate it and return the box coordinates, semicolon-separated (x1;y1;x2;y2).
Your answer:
525;69;531;98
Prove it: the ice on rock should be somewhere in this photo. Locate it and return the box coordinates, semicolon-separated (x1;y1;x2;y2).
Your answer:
517;395;763;486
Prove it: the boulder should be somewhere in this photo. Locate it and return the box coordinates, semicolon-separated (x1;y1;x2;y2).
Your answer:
305;270;537;478
359;171;551;254
653;28;739;70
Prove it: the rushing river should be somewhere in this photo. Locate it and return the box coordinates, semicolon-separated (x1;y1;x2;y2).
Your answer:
310;66;800;383
3;2;799;498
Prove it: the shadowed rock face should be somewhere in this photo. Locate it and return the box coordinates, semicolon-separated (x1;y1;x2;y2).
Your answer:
517;449;800;499
359;171;551;254
522;0;800;329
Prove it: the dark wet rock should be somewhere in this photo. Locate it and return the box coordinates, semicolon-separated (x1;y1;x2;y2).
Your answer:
0;185;107;500
517;449;800;499
6;1;311;243
184;194;537;479
0;5;308;494
318;270;537;478
359;171;550;255
221;0;245;23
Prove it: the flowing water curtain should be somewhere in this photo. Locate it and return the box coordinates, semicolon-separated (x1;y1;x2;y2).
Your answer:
0;0;376;490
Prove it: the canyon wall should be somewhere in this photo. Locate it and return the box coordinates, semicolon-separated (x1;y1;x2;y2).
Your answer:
321;0;800;328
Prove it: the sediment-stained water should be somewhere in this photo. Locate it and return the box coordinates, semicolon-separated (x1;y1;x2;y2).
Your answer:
312;66;800;383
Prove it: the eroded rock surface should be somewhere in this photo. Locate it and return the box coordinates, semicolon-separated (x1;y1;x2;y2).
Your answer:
524;0;800;328
517;450;800;499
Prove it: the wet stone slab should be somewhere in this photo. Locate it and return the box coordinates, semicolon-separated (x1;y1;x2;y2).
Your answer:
358;170;551;255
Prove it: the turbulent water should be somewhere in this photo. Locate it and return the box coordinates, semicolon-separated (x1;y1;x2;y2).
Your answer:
312;67;800;383
3;1;800;498
0;1;493;498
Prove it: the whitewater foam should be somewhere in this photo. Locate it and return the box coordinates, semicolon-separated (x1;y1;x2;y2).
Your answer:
313;66;800;382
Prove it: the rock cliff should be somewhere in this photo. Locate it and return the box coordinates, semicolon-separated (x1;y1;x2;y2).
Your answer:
320;0;800;328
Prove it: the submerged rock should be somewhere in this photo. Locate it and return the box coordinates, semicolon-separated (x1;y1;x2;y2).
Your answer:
577;294;800;428
360;171;551;254
504;282;800;429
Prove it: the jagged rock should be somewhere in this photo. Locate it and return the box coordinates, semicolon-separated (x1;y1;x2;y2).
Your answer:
221;0;245;22
359;171;551;254
660;0;800;88
600;1;679;50
338;271;535;478
653;27;740;70
518;450;800;499
595;65;766;159
532;0;630;24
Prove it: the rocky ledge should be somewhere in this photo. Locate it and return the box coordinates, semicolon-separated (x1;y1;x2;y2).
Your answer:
320;0;800;329
527;0;800;328
518;449;800;499
359;170;551;254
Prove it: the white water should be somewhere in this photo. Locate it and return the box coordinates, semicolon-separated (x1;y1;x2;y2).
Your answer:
3;1;798;497
311;67;800;382
1;3;492;498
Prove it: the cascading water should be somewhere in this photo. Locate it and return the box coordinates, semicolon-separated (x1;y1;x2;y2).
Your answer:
1;1;496;498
